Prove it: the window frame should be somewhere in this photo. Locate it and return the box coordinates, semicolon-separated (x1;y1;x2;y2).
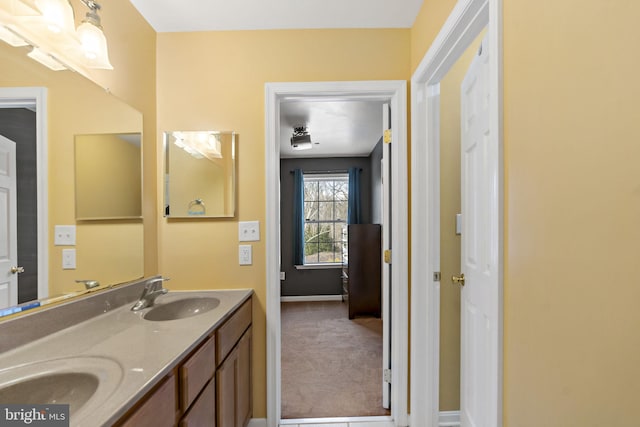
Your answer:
300;172;349;267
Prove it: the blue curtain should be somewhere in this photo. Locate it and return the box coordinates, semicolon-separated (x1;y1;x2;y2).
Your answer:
293;169;305;265
348;167;361;224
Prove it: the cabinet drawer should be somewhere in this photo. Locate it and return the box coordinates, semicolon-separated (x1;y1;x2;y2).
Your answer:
180;336;216;411
180;378;215;427
216;298;251;366
121;374;177;427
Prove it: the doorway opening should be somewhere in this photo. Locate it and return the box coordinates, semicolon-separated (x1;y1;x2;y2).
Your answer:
265;81;408;427
0;87;48;306
410;0;503;425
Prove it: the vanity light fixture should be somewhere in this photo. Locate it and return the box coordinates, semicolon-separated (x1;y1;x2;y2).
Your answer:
0;0;113;74
77;0;112;69
34;0;74;34
27;46;66;70
172;131;223;162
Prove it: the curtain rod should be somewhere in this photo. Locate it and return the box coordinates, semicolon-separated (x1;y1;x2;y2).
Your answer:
289;168;362;174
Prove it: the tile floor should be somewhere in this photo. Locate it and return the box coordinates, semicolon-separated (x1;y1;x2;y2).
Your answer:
279;416;394;427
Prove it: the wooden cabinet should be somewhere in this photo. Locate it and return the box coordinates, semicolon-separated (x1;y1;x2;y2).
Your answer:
117;296;252;427
217;327;252;427
119;374;178;427
347;224;382;319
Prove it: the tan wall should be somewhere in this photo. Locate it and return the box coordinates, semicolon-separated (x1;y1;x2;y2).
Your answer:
504;1;640;425
156;28;411;418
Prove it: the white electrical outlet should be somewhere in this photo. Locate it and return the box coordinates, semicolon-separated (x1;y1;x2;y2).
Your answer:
239;245;252;265
54;225;76;246
62;249;76;269
238;221;260;242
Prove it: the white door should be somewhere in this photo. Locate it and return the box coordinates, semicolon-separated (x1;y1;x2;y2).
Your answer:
381;103;391;409
460;37;499;427
0;135;18;309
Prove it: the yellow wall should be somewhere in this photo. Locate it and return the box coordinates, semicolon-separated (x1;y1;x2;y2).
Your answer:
156;28;410;418
504;1;640;425
74;0;159;276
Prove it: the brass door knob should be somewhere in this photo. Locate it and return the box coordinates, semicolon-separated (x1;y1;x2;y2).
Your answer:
452;273;465;286
10;266;24;274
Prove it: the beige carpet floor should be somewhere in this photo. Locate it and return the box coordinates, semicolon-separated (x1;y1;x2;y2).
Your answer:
281;301;390;419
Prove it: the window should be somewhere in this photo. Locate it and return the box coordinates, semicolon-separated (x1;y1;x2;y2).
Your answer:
303;173;348;264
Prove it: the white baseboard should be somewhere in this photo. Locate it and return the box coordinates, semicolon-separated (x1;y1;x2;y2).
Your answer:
280;295;343;302
248;418;267;427
439;410;460;427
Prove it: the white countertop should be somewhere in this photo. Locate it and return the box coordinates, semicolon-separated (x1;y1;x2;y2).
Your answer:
0;289;253;427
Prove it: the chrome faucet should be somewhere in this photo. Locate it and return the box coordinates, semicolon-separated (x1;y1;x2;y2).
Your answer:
76;279;100;290
131;277;170;311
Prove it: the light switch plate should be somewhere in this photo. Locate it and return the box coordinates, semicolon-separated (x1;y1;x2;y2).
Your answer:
62;249;76;269
239;245;252;265
238;221;260;242
55;225;76;246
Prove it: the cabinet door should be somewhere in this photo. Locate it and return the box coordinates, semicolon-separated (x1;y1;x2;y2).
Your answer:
236;327;252;427
216;328;252;427
120;374;177;427
216;344;237;427
180;379;215;427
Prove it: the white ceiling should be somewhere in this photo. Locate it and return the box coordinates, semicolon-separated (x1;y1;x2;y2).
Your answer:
279;99;385;159
128;0;423;32
128;0;422;158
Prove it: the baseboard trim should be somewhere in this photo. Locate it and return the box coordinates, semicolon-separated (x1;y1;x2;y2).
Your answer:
281;295;343;302
248;418;267;427
439;410;460;427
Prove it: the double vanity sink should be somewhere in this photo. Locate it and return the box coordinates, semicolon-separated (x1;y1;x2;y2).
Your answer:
0;283;253;426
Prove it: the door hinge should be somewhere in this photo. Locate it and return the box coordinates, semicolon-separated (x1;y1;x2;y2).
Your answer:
383;368;391;383
383;129;392;144
383;249;392;264
433;272;441;282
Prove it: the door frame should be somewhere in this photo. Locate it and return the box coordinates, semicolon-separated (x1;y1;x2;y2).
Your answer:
0;86;48;301
409;0;503;425
265;80;408;427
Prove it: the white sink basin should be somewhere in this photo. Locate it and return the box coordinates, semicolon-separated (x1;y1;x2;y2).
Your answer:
0;356;123;417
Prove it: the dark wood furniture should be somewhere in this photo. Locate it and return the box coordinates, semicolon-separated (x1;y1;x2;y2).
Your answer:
346;224;382;319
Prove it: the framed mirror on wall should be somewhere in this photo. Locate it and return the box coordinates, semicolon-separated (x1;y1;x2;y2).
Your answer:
163;131;236;218
75;133;142;220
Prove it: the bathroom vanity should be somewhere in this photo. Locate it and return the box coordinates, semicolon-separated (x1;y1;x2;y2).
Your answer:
0;279;253;427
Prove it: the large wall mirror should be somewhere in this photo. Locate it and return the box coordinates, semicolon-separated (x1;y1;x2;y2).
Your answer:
164;131;236;218
75;133;142;220
0;40;144;317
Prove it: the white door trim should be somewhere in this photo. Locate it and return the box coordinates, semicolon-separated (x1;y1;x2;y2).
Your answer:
0;87;48;301
409;0;503;426
265;80;408;427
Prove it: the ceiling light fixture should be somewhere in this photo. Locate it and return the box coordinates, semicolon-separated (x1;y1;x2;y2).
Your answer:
291;126;312;150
